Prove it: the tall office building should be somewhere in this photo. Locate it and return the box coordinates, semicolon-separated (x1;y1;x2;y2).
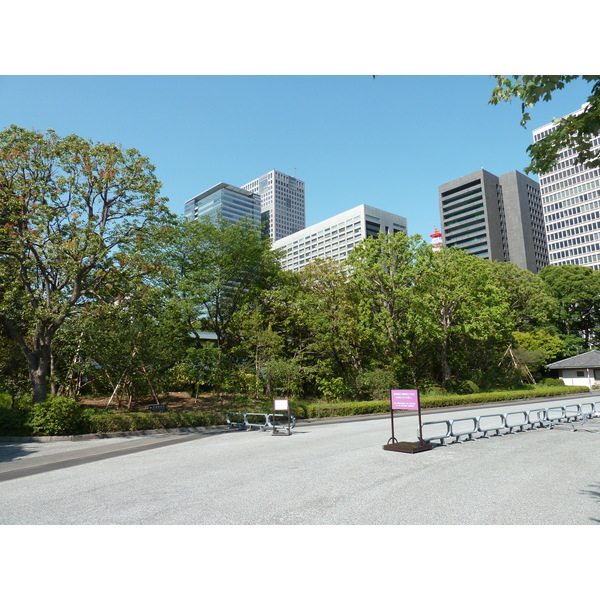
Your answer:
241;170;305;241
184;182;262;226
533;104;600;270
439;168;549;273
272;204;407;272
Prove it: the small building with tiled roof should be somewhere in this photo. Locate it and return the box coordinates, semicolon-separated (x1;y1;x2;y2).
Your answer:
546;350;600;389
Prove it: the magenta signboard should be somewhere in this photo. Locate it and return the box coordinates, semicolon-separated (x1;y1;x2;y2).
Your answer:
391;389;419;411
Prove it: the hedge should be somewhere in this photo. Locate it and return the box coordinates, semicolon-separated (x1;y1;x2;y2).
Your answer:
0;385;592;437
300;385;592;419
84;410;223;433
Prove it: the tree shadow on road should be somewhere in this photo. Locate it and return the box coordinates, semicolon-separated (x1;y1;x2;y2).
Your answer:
580;483;600;523
0;443;35;463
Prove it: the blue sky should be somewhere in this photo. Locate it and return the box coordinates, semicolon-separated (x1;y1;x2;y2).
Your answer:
0;75;595;242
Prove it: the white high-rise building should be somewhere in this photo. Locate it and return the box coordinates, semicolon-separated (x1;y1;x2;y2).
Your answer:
534;104;600;270
272;204;407;272
241;170;305;241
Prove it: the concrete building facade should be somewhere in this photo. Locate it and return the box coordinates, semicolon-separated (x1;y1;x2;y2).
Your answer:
184;182;262;226
533;104;600;270
439;168;549;273
241;170;305;241
272;204;407;272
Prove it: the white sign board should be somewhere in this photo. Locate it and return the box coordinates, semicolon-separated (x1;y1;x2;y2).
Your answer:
274;398;289;411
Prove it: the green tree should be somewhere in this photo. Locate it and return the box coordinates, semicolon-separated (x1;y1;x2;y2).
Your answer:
538;264;600;348
297;259;368;387
0;125;167;402
489;75;600;174
146;215;283;349
416;248;513;383
346;232;432;385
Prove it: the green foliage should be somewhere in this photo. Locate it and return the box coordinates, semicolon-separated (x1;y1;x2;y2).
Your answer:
0;125;169;403
0;407;31;436
356;369;398;401
316;376;348;402
489;75;600;174
538;264;600;347
26;396;87;436
442;378;480;395
85;410;222;433
304;385;590;418
543;378;566;387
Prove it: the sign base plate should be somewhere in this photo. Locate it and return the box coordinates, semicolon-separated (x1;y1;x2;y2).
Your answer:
383;441;433;454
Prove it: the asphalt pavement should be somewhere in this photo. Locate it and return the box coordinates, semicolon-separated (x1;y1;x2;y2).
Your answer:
1;393;599;525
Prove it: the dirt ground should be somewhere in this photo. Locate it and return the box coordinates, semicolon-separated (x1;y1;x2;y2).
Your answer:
78;392;233;412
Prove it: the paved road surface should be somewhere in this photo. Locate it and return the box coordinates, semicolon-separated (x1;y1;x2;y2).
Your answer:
1;394;599;525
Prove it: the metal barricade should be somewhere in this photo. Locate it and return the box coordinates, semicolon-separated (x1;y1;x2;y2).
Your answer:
564;404;582;423
244;413;270;431
420;399;600;447
450;416;479;443
226;412;247;430
421;420;452;445
478;413;506;438
527;408;548;430
266;413;296;432
505;410;529;434
545;406;568;427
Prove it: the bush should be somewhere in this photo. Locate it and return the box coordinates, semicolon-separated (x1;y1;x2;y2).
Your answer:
26;396;87;436
357;369;398;401
85;410;223;433
543;378;565;386
443;377;480;395
0;408;31;436
303;385;591;419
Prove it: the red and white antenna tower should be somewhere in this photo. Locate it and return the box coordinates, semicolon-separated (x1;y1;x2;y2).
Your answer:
430;226;443;252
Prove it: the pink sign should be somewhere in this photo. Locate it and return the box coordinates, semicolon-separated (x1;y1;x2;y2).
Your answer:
391;389;419;410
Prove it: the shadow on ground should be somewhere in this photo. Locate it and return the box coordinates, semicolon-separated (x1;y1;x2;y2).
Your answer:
580;483;600;523
0;444;35;463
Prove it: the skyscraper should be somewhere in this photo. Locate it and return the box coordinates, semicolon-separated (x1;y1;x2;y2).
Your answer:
533;104;600;270
184;182;262;226
241;169;305;241
438;168;549;273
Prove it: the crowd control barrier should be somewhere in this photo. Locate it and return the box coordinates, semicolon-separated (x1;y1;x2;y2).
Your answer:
420;402;600;446
226;412;296;432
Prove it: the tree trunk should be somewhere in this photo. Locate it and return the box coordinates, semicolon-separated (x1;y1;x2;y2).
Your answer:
28;348;51;404
440;335;451;382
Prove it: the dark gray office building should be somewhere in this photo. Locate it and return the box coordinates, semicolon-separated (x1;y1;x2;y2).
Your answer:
438;169;549;273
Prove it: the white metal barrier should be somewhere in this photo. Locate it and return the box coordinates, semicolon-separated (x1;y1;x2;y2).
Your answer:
420;402;600;446
226;411;296;432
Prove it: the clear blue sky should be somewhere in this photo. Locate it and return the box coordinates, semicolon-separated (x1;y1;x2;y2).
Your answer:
0;75;594;242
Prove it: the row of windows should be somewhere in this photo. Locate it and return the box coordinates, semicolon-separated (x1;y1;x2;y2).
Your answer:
541;167;600;196
545;210;600;232
542;177;600;205
545;188;600;214
549;231;600;250
552;257;600;269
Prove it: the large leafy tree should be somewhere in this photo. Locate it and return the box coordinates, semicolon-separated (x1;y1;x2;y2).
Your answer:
416;248;513;383
489;75;600;174
0;125;167;402
538;264;600;348
146;215;283;350
346;232;432;385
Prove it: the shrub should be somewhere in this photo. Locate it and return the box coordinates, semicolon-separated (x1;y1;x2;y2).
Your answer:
0;408;32;436
357;369;398;401
26;396;87;436
543;378;565;386
442;377;480;395
85;410;223;433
